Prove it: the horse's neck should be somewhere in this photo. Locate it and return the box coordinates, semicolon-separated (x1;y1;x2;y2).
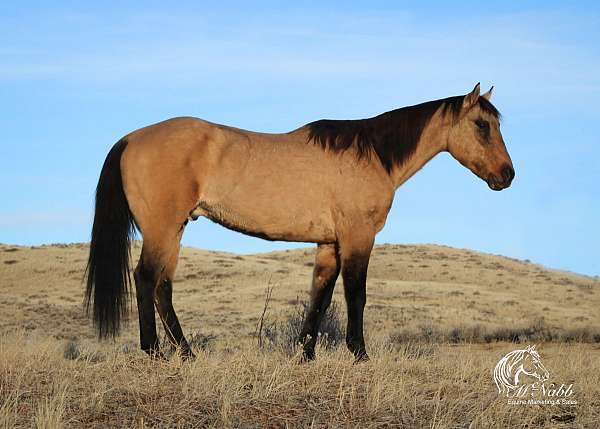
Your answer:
389;113;448;189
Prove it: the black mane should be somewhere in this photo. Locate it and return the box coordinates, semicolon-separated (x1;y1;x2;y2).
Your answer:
307;95;500;172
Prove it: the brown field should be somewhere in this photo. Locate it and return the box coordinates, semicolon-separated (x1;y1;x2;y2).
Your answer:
1;242;599;427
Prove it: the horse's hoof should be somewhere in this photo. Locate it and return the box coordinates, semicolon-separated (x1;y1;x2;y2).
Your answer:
300;349;316;363
181;351;196;361
146;349;167;361
353;352;370;364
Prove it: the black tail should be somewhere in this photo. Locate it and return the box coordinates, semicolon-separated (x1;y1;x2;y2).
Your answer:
85;138;136;338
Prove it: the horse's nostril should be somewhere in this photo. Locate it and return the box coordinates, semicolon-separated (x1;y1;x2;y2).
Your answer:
502;165;515;184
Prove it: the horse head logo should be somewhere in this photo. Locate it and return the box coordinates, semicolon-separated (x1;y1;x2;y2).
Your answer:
493;345;550;395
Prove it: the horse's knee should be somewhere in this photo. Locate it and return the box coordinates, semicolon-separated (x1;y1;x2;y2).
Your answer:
313;246;340;285
314;266;337;288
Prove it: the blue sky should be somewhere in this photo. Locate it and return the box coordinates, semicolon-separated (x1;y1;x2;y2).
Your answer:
1;1;598;276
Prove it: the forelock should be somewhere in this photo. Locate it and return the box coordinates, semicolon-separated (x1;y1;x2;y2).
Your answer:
478;97;502;122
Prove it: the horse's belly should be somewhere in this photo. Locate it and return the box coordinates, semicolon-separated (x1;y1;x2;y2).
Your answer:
191;197;336;243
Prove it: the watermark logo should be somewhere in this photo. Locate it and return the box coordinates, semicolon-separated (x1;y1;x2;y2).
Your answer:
493;345;577;405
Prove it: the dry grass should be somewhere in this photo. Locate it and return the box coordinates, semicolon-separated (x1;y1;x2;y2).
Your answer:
1;332;599;428
1;242;599;427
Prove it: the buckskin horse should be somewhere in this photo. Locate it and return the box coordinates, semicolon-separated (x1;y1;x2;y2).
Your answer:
85;83;514;361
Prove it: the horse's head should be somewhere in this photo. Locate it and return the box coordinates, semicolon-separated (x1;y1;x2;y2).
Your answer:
447;83;514;191
520;345;550;383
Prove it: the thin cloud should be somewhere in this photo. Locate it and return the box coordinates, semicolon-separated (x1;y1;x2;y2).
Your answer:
1;7;598;104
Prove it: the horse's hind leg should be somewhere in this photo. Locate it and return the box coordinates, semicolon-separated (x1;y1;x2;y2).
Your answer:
154;239;195;359
133;224;191;358
298;243;341;361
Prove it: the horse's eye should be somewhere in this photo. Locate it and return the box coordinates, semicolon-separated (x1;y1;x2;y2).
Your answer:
474;119;490;142
475;119;489;130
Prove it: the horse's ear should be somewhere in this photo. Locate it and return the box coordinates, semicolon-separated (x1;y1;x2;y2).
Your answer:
482;85;494;100
463;82;480;111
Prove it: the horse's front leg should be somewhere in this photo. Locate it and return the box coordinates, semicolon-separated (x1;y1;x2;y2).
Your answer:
298;243;341;361
338;230;374;362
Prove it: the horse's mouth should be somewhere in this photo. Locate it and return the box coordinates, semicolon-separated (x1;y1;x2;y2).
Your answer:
487;175;507;191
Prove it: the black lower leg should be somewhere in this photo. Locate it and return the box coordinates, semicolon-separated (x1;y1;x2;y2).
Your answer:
299;244;340;361
134;263;160;357
155;279;194;359
299;283;336;361
342;256;369;362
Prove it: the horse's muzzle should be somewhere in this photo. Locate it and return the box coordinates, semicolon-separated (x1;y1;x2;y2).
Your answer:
487;165;515;191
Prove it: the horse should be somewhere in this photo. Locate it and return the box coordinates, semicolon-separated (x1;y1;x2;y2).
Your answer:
494;345;550;395
85;83;514;362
